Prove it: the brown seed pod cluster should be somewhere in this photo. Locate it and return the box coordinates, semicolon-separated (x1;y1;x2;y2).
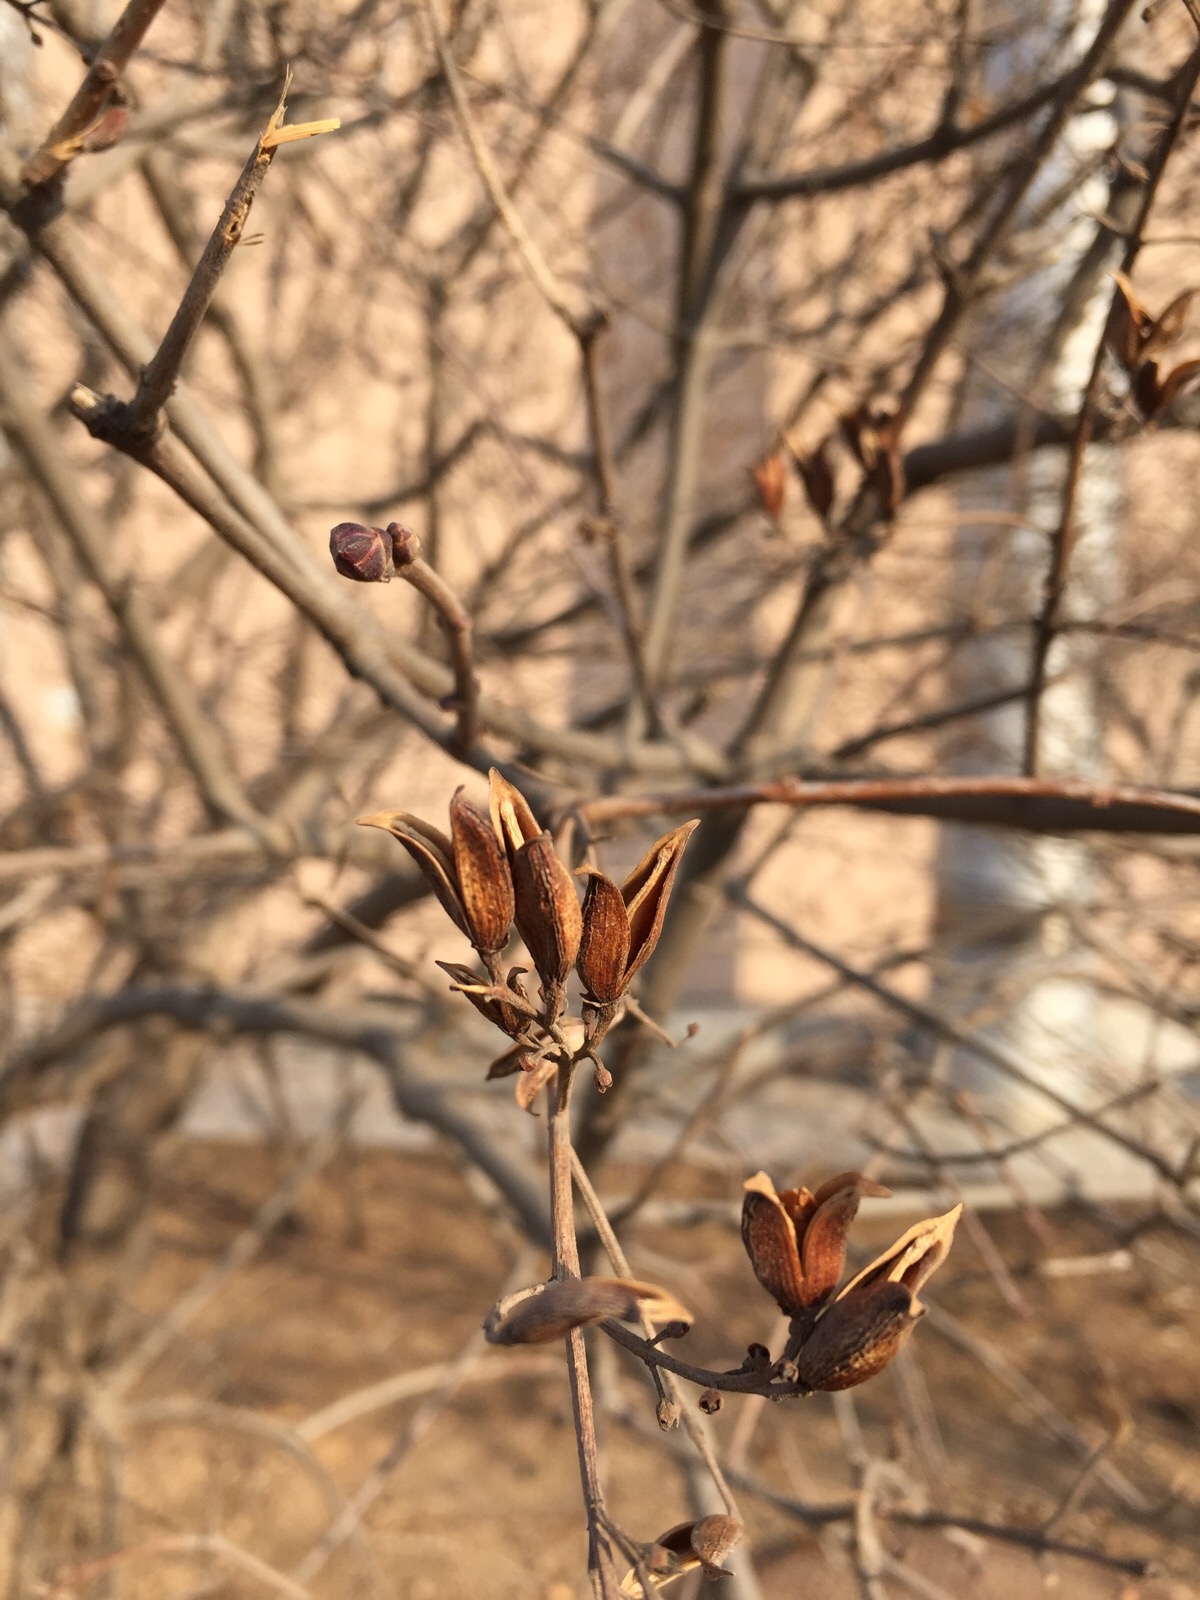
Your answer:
741;1169;960;1391
787;398;904;530
359;771;698;1095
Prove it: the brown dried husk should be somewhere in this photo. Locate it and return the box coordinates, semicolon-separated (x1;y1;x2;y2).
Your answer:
512;834;582;989
576;868;631;1002
483;1276;691;1345
449;788;514;953
796;1279;919;1391
357;811;467;936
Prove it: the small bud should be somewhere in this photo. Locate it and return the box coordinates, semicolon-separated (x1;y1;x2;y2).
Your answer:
656;1399;681;1431
383;521;421;566
80;104;130;153
698;1388;722;1415
330;521;394;582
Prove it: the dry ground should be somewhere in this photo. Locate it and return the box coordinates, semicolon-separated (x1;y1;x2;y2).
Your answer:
44;1138;1200;1600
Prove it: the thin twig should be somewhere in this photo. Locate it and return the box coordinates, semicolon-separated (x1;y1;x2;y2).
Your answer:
422;0;598;340
128;76;338;440
580;773;1200;836
1024;40;1200;772
549;1067;621;1599
395;549;480;757
20;0;168;189
43;1533;315;1600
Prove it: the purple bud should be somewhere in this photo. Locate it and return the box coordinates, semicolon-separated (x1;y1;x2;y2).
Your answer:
329;522;394;583
383;523;421;568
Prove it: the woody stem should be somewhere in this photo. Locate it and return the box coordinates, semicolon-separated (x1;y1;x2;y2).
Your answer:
549;1061;620;1600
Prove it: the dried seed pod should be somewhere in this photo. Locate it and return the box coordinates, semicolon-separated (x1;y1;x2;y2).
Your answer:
619;1517;741;1595
741;1169;889;1317
576;821;699;1005
448;788;514;953
359;791;515;957
1108;271;1200;373
621;820;699;984
329;521;395;582
794;1203;963;1391
792;437;836;522
1107;271;1151;370
483;1277;692;1346
484;1042;531;1079
656;1399;681;1431
489;767;542;859
514;1052;557;1113
512;833;582;995
796;1279;919;1391
833;1203;962;1306
1149;286;1198;351
361;812;466;935
1144;355;1200;419
689;1515;741;1578
576;870;632;1004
